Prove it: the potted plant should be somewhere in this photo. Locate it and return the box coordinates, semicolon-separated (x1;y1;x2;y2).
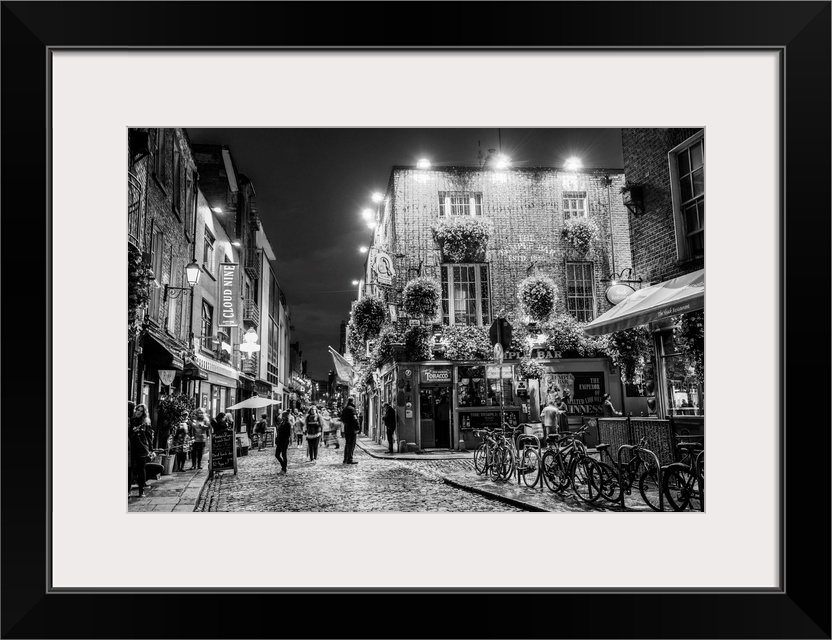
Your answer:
402;277;441;320
561;216;600;255
431;217;493;262
156;394;194;475
517;275;558;323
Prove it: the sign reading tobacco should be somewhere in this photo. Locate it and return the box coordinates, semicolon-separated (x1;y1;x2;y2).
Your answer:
218;263;240;327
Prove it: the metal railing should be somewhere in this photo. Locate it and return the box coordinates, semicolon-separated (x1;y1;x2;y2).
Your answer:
244;248;261;279
243;298;260;326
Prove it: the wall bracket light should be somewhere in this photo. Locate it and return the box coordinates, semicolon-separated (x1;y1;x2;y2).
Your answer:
621;184;645;216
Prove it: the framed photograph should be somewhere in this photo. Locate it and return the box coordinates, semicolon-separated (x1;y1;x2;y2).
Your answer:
2;2;829;638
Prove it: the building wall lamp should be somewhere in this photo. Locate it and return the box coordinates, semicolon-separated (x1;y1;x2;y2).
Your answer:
621;184;645;216
600;267;643;286
163;260;202;301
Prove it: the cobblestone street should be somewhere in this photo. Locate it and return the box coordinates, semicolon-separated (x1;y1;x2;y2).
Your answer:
196;439;525;512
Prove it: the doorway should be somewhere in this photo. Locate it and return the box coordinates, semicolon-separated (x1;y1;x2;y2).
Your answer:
419;386;451;449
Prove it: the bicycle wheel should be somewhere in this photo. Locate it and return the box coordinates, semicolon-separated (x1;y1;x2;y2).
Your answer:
570;457;604;504
490;445;514;481
520;448;541;488
596;461;622;503
662;465;702;511
473;444;487;475
541;450;569;492
638;467;663;511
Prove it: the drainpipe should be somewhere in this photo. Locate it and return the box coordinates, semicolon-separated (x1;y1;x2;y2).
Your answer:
606;176;616;276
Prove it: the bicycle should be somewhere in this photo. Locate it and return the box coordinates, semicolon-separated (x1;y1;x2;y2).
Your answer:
473;428;498;476
595;436;663;511
489;424;523;482
540;426;605;503
662;442;704;511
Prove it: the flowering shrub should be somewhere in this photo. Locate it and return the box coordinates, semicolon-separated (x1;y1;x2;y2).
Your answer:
432;217;493;262
675;310;704;382
404;325;434;362
346;317;366;359
517;357;544;380
561;216;600;254
350;296;387;342
128;244;155;338
440;325;492;361
157;393;195;448
402;277;441;320
370;324;404;370
518;275;558;323
606;326;653;383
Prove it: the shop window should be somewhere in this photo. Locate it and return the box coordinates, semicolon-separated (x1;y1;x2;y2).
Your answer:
565;262;596;322
441;264;491;326
438;191;483;217
486;365;515;407
562;191;587;220
668;131;704;261
661;327;704;417
457;366;487;407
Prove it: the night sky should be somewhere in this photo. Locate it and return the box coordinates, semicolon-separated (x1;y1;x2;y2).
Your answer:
186;128;624;378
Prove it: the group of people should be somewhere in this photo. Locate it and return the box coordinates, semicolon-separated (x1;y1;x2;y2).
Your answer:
540;392;622;439
272;397;362;474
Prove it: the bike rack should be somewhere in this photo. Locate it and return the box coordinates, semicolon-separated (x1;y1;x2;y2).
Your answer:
695;449;705;512
515;433;543;491
616;443;663;512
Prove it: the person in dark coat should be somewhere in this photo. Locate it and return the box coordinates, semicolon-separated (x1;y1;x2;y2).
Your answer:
383;402;397;454
340;398;359;464
129;403;153;497
275;411;292;474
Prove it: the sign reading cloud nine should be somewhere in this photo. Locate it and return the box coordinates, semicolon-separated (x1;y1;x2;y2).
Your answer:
218;263;240;327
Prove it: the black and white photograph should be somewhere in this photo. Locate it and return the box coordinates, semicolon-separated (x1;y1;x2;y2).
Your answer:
127;127;705;514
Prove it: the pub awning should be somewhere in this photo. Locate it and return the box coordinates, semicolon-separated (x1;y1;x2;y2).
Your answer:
142;333;184;370
584;269;704;336
182;361;208;380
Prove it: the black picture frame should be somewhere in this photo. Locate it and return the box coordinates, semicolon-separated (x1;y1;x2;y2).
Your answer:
2;2;829;638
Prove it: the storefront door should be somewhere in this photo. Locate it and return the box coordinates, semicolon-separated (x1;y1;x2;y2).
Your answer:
420;386;451;449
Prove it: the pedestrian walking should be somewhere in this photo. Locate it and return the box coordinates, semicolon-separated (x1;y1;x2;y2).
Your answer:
330;414;341;449
540;400;558;439
292;411;304;448
171;420;192;472
304;406;322;462
275;410;292;474
320;407;332;447
254;413;268;451
129;403;153;497
189;408;210;469
556;395;569;434
601;393;622;417
340;397;359;464
383;402;397;453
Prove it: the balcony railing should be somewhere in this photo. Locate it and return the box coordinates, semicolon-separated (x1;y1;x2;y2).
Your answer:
128;171;143;248
243;298;260;327
241;354;258;376
244;248;261;279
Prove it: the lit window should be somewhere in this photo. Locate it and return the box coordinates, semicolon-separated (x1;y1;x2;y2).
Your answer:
669;132;704;260
565;262;596;322
440;264;491;326
562;191;587;220
438;192;483;217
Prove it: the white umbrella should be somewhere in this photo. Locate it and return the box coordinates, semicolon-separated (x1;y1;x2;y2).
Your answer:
225;397;281;410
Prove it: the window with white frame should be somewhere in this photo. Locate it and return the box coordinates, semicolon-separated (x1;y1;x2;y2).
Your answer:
440;264;491;326
438;192;483;217
562;191;587;220
565;262;596;322
200;301;213;351
668;132;704;260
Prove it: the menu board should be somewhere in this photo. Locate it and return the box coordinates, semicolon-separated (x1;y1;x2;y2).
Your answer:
251;429;275;448
210;429;236;475
460;410;520;431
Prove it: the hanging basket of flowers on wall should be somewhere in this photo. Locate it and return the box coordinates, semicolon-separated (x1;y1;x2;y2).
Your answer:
440;325;492;361
402;277;441;321
431;217;493;263
350;296;387;343
403;325;434;362
561;216;600;256
517;275;558;324
517;357;544;380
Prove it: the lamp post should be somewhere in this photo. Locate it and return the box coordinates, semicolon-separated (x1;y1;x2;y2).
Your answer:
164;259;201;395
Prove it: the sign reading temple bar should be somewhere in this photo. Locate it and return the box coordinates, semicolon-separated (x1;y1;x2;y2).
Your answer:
218;263;240;327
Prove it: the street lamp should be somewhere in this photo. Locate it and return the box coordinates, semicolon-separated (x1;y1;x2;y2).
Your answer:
239;327;261;357
416;158;431;169
367;220;377;229
359;246;368;253
494;154;511;170
351;280;359;285
371;192;384;203
564;157;583;171
361;208;374;220
164;259;201;300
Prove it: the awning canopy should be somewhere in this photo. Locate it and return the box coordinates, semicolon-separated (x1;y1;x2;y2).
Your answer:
143;333;184;370
584;269;704;336
182;362;208;380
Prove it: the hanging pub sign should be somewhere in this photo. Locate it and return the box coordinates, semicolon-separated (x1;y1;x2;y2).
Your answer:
158;369;176;386
218;263;240;327
372;250;395;286
605;283;636;305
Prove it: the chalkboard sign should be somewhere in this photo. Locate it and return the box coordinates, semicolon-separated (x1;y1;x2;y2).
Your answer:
251;429;275;448
460;410;520;431
210;429;237;475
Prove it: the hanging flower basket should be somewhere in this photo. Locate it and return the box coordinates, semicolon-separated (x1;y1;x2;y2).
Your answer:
431;217;492;263
403;325;434;362
350;296;387;342
402;277;441;320
518;275;558;323
561;217;600;255
675;310;704;382
128;244;154;338
517;357;544;380
440;325;492;361
606;325;653;383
